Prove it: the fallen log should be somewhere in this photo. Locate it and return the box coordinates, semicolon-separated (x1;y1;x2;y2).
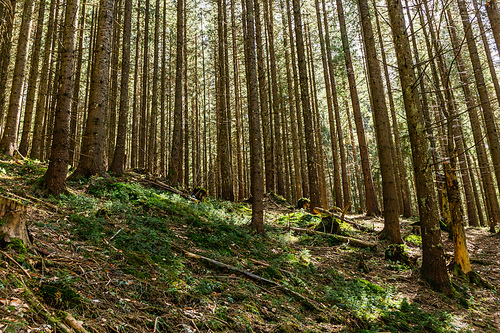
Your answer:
179;248;325;311
289;227;377;249
126;171;199;203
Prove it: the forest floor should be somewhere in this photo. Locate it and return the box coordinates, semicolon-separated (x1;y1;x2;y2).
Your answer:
0;158;498;332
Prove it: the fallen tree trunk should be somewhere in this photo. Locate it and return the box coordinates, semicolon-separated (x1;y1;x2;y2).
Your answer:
289;227;377;249
179;248;325;311
126;172;199;203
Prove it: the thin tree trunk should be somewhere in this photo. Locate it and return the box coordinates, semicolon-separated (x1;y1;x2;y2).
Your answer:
0;0;17;134
44;0;79;196
168;0;184;187
243;0;264;234
147;0;160;174
457;0;500;232
336;0;379;216
0;0;34;156
358;0;402;243
69;1;87;167
30;0;56;160
110;0;132;175
131;8;140;169
446;8;500;229
18;0;46;157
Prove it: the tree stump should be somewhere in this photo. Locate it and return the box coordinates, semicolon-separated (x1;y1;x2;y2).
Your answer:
0;196;31;249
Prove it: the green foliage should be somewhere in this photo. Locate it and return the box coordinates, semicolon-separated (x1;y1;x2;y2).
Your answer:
58;193;98;212
38;280;82;310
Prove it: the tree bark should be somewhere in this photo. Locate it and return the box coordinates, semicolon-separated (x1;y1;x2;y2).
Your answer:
110;0;132;175
358;0;402;243
70;0;115;178
336;0;379;216
44;0;80;196
243;0;265;234
292;0;321;210
386;0;453;295
0;0;34;156
168;0;184;187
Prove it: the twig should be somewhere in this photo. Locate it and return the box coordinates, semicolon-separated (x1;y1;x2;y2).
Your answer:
0;250;31;278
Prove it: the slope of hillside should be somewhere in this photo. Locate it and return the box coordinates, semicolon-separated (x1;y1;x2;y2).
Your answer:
0;158;498;332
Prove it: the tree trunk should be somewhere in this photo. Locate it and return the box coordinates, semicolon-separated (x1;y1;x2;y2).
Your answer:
70;0;115;179
168;0;184;187
0;0;34;156
69;1;87;167
18;0;46;157
292;0;321;210
386;0;453;295
0;0;17;135
218;0;234;200
446;8;500;230
457;0;500;232
30;0;56;160
44;0;80;196
243;0;264;234
147;0;160;174
110;0;132;176
336;0;379;216
373;0;412;217
358;0;402;243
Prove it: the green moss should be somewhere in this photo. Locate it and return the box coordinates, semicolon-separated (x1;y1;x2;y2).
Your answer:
6;237;27;253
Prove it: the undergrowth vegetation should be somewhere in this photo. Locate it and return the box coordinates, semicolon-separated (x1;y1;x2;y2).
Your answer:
0;160;486;332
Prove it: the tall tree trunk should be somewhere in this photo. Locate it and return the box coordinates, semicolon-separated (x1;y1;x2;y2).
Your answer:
69;1;87;167
0;0;16;134
254;0;274;194
30;0;56;160
336;0;379;216
70;0;115;178
131;8;140;169
18;0;46;157
139;0;150;169
44;0;80;196
264;0;285;196
280;0;302;202
457;0;500;232
446;8;500;229
218;0;234;200
243;0;264;234
358;0;402;243
147;0;160;174
373;0;412;217
0;0;34;156
292;0;321;210
286;0;309;198
386;0;452;295
314;0;343;208
168;0;184;187
110;0;132;175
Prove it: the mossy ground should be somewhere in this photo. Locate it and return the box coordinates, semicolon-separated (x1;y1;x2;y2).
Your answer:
0;158;498;332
